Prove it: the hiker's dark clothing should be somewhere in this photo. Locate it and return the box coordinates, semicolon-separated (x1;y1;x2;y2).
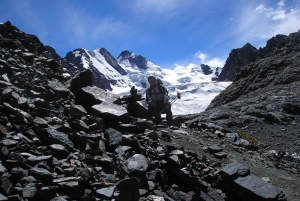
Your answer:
146;84;173;125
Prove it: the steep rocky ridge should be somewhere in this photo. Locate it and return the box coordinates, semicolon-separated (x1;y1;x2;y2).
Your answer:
218;35;287;81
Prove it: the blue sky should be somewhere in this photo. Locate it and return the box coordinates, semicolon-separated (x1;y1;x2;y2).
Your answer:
1;0;300;69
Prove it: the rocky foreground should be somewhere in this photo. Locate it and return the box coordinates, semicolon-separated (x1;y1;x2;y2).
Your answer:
0;21;299;201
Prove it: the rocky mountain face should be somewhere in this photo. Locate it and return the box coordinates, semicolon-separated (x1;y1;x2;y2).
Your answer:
1;21;295;200
217;35;287;81
64;48;128;91
117;50;148;70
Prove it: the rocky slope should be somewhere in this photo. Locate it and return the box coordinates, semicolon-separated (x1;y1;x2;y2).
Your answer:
0;21;299;201
184;29;300;183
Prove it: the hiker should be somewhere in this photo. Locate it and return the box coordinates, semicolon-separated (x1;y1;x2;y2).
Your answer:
146;75;173;125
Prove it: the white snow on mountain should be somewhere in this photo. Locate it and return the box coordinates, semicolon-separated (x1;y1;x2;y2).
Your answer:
116;57;231;115
69;48;231;115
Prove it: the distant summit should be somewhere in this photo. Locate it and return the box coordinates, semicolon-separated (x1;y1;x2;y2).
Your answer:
117;50;148;69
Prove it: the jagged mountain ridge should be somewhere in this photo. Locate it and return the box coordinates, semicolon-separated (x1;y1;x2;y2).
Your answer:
217;34;288;81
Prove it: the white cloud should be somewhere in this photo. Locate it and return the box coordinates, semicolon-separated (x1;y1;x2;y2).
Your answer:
132;0;197;19
59;3;131;45
236;0;300;46
195;51;225;67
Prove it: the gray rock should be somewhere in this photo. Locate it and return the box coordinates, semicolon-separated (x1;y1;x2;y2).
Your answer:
0;176;13;195
208;144;223;153
104;128;123;149
225;133;238;143
49;144;70;158
96;186;115;199
22;185;38;199
127;154;148;178
47;80;70;97
0;193;8;201
234;174;286;201
3;102;33;124
221;162;250;180
39;128;74;151
66;69;93;94
221;163;286;201
67;104;87;119
75;86;121;106
30;167;53;181
27;155;52;166
91;101;131;123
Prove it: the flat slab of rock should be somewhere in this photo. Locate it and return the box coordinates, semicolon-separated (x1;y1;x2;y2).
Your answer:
208;144;223;153
221;162;250;179
39;129;74;151
221;163;286;201
235;174;286;201
91;102;131;123
75;86;121;106
96;186;115;199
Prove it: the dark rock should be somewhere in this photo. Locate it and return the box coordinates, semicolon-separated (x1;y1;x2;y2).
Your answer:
63;167;77;177
40;186;57;200
22;186;38;200
75;86;121;106
104;128;123;150
67;104;87;119
221;162;250;180
0;175;13;195
221;163;286;201
3;102;33;124
166;155;182;168
47;80;70;98
62;181;81;200
208;145;223;154
186;191;200;201
126;102;151;119
66;69;92;94
127;154;148;178
49;144;70;159
29;167;53;181
27;155;52;166
39;129;74;151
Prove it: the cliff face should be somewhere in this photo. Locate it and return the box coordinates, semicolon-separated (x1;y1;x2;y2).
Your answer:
217;43;258;81
217;35;287;81
208;31;300;109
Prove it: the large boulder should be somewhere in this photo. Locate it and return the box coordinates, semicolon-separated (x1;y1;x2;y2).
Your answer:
220;163;286;201
65;69;93;94
75;86;121;106
91;101;132;123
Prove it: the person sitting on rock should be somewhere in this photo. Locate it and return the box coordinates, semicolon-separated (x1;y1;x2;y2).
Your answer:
146;75;173;125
